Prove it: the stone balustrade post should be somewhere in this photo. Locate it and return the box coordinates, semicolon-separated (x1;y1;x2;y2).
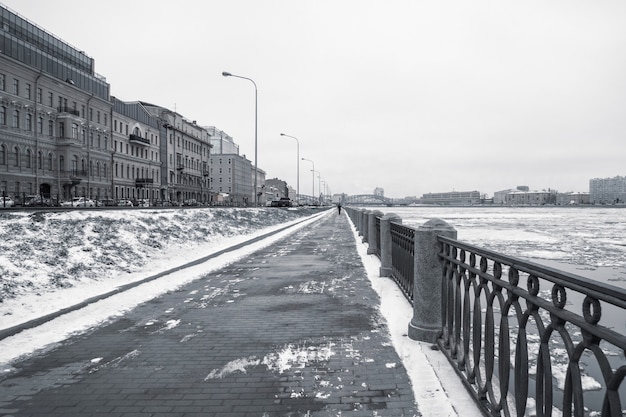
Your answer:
379;213;401;277
367;210;383;255
408;218;457;343
356;209;363;236
361;210;370;243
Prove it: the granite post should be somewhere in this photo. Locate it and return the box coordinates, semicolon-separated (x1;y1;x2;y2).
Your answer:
367;210;383;255
361;210;370;243
379;213;402;277
408;218;457;343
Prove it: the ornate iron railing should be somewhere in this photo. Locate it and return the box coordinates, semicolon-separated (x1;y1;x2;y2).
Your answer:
375;216;381;258
437;235;626;417
390;221;415;302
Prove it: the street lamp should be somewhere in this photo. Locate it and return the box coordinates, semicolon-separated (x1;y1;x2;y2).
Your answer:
301;157;314;202
312;170;321;204
280;133;299;204
222;71;258;206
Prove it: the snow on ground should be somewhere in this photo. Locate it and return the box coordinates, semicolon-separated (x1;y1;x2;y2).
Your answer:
347;217;483;417
0;206;482;416
0;207;317;328
0;207;326;365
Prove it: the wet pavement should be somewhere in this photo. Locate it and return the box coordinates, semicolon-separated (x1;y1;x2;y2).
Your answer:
0;210;420;416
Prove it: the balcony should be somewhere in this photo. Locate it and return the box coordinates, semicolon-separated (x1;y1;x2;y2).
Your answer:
129;133;150;145
60;169;87;185
135;178;154;188
57;107;80;116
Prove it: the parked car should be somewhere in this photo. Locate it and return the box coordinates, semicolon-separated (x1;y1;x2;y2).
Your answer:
1;196;15;208
270;197;293;207
117;200;134;207
100;199;117;207
60;197;95;207
24;195;52;207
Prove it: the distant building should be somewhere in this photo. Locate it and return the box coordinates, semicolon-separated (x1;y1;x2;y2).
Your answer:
265;178;288;200
505;190;556;205
493;189;515;205
209;154;253;205
421;190;481;205
556;192;590;205
205;127;239;155
590;176;626;204
373;187;384;196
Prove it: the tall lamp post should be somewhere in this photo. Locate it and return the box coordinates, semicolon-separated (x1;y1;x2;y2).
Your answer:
280;133;299;204
301;157;314;203
312;170;321;204
222;71;258;206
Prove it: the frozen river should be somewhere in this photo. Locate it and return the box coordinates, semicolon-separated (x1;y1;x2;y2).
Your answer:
363;205;626;289
359;205;626;415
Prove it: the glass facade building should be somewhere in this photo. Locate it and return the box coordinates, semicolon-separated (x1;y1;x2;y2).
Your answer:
0;6;109;100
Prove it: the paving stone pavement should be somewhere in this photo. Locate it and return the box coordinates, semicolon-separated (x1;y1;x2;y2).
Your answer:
0;211;420;417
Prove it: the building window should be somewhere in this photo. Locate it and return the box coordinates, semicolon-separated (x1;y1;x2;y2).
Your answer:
0;106;5;125
0;73;4;91
38;151;43;169
25;113;32;131
59;122;65;138
89;108;93;121
48;92;53;107
26;149;31;168
37;88;42;104
37;117;43;134
25;83;31;100
104;114;107;127
48;153;53;171
12;110;19;128
48;120;54;136
12;79;19;95
0;144;5;165
97;111;100;124
72;123;78;139
13;146;19;167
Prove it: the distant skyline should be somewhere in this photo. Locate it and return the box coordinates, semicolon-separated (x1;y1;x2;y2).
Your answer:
3;1;625;198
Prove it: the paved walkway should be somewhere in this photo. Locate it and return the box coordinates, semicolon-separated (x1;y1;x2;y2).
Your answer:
0;211;420;416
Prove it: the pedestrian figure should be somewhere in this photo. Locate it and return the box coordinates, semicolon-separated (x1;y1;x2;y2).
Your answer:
337;203;342;215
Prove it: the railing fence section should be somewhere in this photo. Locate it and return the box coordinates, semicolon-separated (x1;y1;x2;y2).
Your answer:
344;206;626;417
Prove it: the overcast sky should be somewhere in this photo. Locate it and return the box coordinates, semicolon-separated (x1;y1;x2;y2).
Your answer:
3;1;625;198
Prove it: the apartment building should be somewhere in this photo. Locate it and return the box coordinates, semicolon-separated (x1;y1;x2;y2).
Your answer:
0;5;111;202
111;98;162;202
0;5;267;206
590;176;626;204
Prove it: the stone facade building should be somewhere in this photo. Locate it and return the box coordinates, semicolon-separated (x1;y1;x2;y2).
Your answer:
0;5;266;206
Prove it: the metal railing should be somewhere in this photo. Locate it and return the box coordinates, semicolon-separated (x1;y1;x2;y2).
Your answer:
390;221;414;302
345;206;626;416
438;236;626;417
